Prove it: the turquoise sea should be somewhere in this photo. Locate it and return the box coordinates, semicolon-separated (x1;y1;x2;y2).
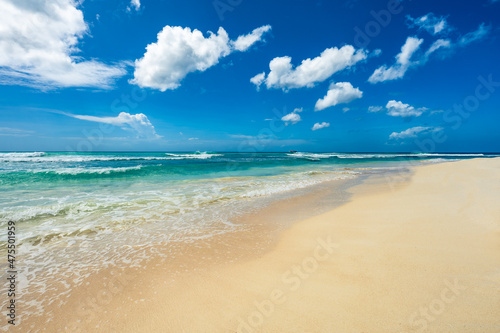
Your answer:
0;151;494;323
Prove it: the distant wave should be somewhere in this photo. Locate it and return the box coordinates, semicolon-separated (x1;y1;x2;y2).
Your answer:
0;152;223;163
0;156;166;163
164;152;223;159
287;152;486;161
0;152;46;158
286;153;339;161
31;165;144;175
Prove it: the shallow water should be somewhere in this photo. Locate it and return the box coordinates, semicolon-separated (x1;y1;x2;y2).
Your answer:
0;151;494;327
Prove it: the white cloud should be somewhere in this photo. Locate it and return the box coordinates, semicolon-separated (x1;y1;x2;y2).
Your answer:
230;134;258;140
0;127;34;137
368;106;383;113
0;0;126;89
251;45;368;90
281;107;303;125
281;113;301;125
312;122;330;131
406;13;450;35
389;126;442;140
315;82;363;111
250;72;266;90
459;23;491;46
131;25;271;91
406;13;490;45
231;25;272;51
386;100;427;117
342;107;350;112
368;37;423;83
128;0;141;11
424;39;452;58
369;22;490;84
188;137;199;140
67;112;160;139
281;112;301;124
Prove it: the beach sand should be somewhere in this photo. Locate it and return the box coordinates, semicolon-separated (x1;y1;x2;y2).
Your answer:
36;158;500;332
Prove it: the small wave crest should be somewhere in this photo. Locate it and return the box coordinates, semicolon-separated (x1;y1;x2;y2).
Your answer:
287;152;486;160
0;152;46;158
0;152;223;163
31;165;144;175
164;152;222;159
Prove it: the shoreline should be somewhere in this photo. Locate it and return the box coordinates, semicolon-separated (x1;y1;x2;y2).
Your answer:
18;166;369;331
17;158;500;332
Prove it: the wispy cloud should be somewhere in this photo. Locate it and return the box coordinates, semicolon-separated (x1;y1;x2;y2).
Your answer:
64;112;161;139
368;36;423;83
458;23;491;46
369;20;491;83
389;126;443;140
0;127;35;137
231;25;272;52
368;106;383;113
406;13;451;36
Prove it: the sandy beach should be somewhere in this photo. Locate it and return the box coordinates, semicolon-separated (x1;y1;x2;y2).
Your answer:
27;157;500;332
3;0;500;331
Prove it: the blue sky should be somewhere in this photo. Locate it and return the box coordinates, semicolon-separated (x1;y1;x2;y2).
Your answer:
0;0;499;152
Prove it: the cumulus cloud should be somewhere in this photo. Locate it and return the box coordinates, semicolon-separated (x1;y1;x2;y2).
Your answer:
129;0;141;11
131;25;271;91
281;108;303;125
312;122;330;131
67;112;160;139
250;72;266;89
0;0;126;89
406;13;450;35
231;25;272;51
315;82;363;111
368;106;383;113
386;100;427;117
251;45;368;91
368;37;423;83
389;126;442;140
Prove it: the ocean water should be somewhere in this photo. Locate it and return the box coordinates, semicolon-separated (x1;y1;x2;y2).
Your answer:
0;151;493;324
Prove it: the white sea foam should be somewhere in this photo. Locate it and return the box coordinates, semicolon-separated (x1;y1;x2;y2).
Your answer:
0;152;222;162
31;165;144;175
287;152;487;160
164;152;223;159
0;151;487;324
0;151;46;158
241;171;357;197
